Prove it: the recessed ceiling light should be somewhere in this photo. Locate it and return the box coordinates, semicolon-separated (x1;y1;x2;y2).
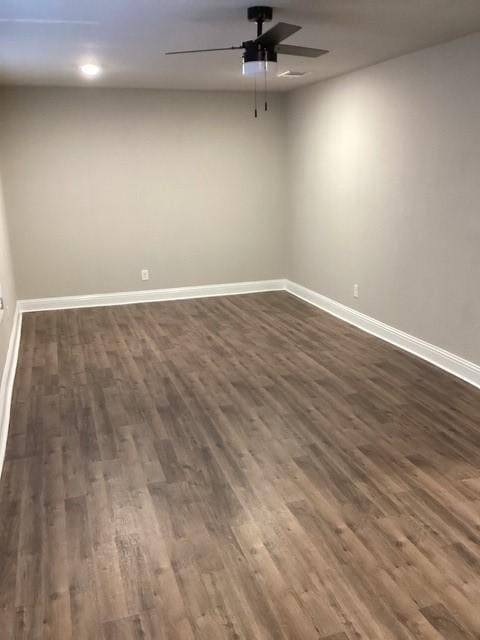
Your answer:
278;70;310;78
80;63;101;78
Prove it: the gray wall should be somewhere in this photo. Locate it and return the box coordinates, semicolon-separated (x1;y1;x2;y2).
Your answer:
287;33;480;365
0;87;287;299
0;166;16;377
1;34;479;368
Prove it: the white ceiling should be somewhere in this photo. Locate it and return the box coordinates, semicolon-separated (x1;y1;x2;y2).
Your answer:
1;1;480;92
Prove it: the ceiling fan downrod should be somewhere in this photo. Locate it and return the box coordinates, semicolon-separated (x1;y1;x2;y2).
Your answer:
247;5;273;37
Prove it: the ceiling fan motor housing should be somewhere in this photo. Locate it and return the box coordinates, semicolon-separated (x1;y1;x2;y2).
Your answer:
243;43;278;65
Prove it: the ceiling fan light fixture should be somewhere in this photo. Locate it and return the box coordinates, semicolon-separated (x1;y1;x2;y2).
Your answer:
242;43;277;77
242;59;277;76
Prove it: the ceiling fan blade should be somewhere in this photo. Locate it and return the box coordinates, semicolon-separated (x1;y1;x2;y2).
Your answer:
165;46;243;55
276;44;329;58
255;22;301;48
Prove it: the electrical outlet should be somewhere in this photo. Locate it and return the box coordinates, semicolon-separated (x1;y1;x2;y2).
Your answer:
353;283;359;298
141;269;149;281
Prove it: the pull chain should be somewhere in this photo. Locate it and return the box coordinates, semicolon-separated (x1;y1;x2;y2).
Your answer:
254;75;258;118
264;60;268;111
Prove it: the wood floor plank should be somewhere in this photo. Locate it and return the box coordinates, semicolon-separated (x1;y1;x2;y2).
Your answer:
0;291;479;638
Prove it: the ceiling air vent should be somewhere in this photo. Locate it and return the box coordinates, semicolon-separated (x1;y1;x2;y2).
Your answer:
278;70;310;78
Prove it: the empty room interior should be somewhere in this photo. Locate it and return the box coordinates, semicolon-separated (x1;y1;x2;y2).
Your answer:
1;1;480;638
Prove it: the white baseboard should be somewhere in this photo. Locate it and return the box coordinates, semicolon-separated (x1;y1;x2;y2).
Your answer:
286;280;480;390
0;304;22;479
19;279;287;313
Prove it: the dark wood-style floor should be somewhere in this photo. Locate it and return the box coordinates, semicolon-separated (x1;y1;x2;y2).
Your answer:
1;292;480;639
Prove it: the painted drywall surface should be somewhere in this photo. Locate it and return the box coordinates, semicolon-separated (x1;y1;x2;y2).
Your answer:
1;87;287;298
287;32;480;365
0;167;17;377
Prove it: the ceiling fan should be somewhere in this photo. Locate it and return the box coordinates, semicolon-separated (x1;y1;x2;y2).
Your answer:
165;6;328;116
